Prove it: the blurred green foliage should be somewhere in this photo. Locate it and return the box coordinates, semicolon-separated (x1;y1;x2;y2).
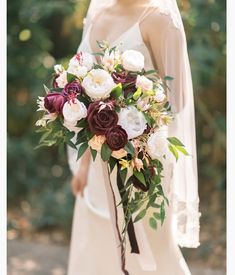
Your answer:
7;0;226;268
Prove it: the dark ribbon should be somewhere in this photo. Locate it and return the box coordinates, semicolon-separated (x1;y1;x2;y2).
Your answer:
116;163;140;254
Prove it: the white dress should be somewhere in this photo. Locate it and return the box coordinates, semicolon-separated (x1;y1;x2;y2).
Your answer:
67;11;194;275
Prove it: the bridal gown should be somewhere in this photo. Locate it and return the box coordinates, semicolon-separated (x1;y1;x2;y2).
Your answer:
67;9;196;275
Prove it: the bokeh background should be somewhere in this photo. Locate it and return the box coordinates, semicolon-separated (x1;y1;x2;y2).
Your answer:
7;0;226;274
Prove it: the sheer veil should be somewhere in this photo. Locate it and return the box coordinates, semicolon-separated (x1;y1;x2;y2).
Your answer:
67;0;200;249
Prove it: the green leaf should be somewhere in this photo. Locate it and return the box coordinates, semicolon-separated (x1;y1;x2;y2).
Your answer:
153;212;161;220
175;145;190;156
76;118;87;128
164;76;174;81
43;84;50;94
133;87;142;100
168;144;179;161
67;72;76;82
90;148;97;161
167;137;185;147
76;142;88;161
134;209;146;223
124;142;135;156
143;113;155;127
144;69;157;75
119;168;127;184
160;203;165;225
133;170;146;185
76;128;88;145
101;143;112;161
149;217;157;230
67;139;77;149
109;156;117;173
110;83;123;99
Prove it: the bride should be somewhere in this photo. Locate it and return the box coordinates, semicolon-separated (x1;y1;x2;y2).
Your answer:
67;0;200;274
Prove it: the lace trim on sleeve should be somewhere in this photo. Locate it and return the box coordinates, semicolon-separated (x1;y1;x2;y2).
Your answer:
171;194;201;248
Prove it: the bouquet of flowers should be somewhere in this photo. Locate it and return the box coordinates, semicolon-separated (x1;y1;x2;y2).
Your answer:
35;42;188;258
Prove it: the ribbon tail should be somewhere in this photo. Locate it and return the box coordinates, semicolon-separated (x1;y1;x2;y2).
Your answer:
101;162;129;275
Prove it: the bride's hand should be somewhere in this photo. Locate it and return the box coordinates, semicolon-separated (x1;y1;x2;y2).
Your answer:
71;168;88;197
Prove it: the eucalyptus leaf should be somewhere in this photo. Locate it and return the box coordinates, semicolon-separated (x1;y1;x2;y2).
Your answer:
101;143;112;161
167;137;185;147
76;142;88;161
168;144;179;161
133;170;146;185
134;209;146;223
149;217;157;230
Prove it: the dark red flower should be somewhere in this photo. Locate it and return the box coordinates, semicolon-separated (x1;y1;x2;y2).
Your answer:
106;125;128;151
87;101;118;135
112;71;137;98
44;92;65;114
62;80;84;101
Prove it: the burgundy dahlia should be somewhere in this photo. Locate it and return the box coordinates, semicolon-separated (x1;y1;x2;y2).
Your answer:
62;80;84;99
87;101;118;135
106;125;128;151
44;92;65;114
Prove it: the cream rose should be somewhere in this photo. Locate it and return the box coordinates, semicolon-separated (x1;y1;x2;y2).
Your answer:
147;127;168;159
111;148;127;159
62;98;87;125
121;50;145;72
82;69;116;100
88;135;106;152
118;106;147;139
136;75;153;91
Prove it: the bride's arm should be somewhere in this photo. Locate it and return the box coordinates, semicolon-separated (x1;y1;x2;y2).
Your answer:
142;12;200;248
142;12;188;113
70;149;91;197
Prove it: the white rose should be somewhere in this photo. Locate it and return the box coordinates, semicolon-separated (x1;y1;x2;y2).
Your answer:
121;50;145;72
101;49;121;71
62;98;87;125
136;75;153;91
118;106;147;139
82;69;116;100
67;52;93;78
56;71;68;88
147;128;168;159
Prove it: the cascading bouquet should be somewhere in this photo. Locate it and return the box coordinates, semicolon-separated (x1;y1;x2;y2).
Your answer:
35;42;188;259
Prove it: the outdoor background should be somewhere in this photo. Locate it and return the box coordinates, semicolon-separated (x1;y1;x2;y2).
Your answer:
7;0;226;274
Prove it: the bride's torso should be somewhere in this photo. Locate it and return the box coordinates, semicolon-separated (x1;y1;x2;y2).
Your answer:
78;3;156;71
77;6;173;217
